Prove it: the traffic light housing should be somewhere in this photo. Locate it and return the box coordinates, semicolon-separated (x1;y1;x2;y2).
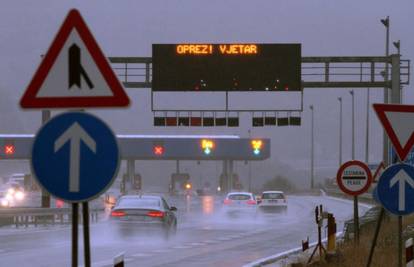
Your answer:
4;144;15;157
201;139;215;155
133;174;142;190
251;139;263;155
153;142;165;156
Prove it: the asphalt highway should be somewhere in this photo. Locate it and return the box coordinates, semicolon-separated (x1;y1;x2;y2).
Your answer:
0;195;368;267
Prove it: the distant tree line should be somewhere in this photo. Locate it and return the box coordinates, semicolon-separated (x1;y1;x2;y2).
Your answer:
262;175;296;192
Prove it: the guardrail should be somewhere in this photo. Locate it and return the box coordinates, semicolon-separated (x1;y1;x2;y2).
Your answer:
0;207;103;228
323;187;374;201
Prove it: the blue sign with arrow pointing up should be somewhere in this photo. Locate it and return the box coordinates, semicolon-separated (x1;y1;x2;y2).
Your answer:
31;112;120;202
377;163;414;215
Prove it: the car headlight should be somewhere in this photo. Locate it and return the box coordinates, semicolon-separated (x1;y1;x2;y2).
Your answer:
1;199;8;207
6;193;13;201
7;188;15;195
15;191;25;201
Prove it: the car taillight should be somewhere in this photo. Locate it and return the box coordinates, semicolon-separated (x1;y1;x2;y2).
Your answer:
111;211;126;217
223;199;232;205
147;211;164;218
247;200;256;205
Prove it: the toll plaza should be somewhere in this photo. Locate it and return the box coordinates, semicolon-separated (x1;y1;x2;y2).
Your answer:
0;134;270;194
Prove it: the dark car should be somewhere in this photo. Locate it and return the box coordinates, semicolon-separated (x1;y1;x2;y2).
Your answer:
110;195;177;238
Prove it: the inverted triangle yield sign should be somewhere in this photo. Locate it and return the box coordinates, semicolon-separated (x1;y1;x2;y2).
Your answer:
373;104;414;161
20;9;130;109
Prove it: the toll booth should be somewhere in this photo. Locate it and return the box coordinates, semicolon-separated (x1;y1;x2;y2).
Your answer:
219;173;241;193
121;173;142;195
170;173;190;194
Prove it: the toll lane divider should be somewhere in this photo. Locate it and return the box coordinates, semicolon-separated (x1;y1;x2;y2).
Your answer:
243;232;343;267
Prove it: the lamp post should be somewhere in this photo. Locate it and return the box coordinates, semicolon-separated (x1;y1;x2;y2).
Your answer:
310;105;314;190
381;16;390;166
393;40;401;103
349;90;359;244
338;97;343;167
349;90;355;160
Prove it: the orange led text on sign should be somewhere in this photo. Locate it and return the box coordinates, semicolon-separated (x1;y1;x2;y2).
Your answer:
176;44;258;55
177;45;213;55
219;44;257;55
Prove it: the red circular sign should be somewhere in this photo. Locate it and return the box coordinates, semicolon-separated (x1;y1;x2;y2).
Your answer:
336;160;373;196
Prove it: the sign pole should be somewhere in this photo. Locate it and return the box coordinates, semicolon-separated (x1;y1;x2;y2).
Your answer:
354;195;359;244
72;203;79;267
365;207;384;267
398;215;403;267
83;202;91;267
337;160;372;246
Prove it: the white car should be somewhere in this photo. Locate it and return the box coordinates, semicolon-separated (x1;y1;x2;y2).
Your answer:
222;192;257;217
258;191;287;213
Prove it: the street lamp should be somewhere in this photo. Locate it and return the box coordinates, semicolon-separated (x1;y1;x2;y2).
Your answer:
310;105;314;189
393;40;401;103
338;97;343;167
381;16;390;166
366;88;370;164
349;90;355;160
393;40;400;55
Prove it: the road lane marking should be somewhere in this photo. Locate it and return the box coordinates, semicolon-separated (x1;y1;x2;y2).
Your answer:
132;253;152;257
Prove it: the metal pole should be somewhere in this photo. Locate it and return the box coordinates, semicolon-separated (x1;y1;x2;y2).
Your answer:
349;90;359;244
82;202;91;267
228;160;234;192
248;129;252;192
350;90;355;160
41;110;51;208
72;203;78;267
391;53;402;267
338;97;343;167
354;195;359;244
176;160;180;173
310;105;314;190
365;88;370;164
382;16;390;167
399;215;403;267
366;208;384;267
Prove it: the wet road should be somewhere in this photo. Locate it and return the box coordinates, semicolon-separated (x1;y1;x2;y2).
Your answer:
0;195;368;267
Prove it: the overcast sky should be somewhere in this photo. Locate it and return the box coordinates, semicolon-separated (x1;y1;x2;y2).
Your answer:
0;1;412;187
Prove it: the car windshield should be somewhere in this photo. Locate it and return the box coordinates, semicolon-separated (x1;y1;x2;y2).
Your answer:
117;198;161;208
262;193;285;199
228;194;251;200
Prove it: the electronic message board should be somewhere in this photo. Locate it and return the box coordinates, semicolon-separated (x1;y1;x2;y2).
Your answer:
152;44;301;91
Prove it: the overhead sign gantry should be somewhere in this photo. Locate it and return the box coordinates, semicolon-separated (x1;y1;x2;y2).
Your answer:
0;134;270;161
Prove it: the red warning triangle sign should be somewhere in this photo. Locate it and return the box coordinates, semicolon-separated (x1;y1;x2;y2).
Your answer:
373;104;414;161
20;9;130;109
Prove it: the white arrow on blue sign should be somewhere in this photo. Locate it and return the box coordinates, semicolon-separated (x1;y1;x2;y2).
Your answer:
31;112;120;202
377;163;414;215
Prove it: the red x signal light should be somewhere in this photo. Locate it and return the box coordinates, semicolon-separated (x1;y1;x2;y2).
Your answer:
153;145;164;156
4;145;15;155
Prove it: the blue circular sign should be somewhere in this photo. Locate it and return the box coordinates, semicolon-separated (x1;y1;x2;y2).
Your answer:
377;163;414;215
31;112;120;202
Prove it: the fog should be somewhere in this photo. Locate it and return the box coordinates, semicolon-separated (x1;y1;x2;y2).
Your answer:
0;1;413;190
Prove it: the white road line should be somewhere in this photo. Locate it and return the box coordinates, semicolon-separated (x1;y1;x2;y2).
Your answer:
189;242;204;246
151;249;171;253
203;240;220;244
217;237;233;241
131;252;153;257
171;245;192;249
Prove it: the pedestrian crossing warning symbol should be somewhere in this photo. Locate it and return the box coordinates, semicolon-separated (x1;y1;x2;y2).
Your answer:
20;9;130;109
